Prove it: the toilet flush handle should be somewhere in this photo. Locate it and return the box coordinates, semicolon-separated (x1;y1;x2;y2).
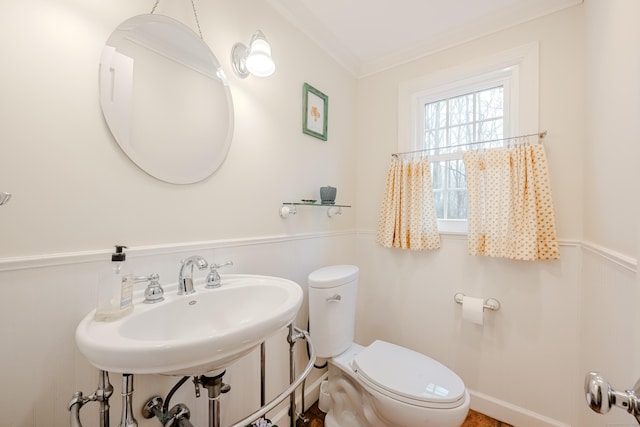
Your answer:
326;294;341;303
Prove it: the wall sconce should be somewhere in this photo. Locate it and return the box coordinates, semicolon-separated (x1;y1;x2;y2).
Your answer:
231;30;275;78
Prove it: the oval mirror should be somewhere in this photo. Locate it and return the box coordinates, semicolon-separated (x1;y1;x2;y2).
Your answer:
99;14;234;184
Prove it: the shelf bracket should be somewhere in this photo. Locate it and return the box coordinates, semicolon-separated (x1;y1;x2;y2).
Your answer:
279;205;297;218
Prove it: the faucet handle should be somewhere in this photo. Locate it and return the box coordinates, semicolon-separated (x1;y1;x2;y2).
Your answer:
126;273;164;304
205;261;233;289
143;273;164;304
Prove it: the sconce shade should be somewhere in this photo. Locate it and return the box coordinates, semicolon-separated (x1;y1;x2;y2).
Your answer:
232;30;275;78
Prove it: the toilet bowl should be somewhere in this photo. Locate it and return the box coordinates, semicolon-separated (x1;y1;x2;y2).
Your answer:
308;265;470;427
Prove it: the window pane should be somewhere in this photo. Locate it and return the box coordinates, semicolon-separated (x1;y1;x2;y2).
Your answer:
446;190;468;219
419;82;505;222
476;86;503;121
477;119;503;146
424;129;446;151
425;100;446;130
433;190;444;218
449;124;472;147
449;93;473;125
447;159;466;190
431;161;444;190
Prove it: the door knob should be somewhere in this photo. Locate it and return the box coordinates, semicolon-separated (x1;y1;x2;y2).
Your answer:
585;371;640;424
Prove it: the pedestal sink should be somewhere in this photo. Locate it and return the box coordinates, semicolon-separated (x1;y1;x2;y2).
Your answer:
76;274;303;375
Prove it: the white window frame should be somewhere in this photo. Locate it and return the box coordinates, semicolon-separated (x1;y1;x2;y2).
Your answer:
397;42;539;234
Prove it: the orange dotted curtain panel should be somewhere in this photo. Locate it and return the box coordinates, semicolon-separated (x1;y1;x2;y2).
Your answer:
376;157;441;250
464;143;560;261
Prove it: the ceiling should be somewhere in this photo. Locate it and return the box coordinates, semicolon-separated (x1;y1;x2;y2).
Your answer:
267;0;582;77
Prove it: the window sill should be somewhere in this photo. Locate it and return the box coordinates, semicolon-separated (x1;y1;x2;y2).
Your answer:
437;219;468;234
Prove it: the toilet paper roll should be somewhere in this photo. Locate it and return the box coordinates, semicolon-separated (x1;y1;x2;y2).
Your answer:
462;296;484;325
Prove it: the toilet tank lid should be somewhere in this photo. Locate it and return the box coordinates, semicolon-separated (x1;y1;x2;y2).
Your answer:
308;265;359;288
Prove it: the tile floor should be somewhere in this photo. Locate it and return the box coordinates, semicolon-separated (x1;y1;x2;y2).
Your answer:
298;402;513;427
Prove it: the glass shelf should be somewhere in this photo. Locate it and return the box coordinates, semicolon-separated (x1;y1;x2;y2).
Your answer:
282;202;351;208
280;202;351;218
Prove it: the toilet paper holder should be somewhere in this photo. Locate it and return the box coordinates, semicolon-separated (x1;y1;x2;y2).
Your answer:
454;293;501;311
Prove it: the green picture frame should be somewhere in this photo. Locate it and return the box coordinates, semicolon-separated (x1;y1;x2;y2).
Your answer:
302;83;328;141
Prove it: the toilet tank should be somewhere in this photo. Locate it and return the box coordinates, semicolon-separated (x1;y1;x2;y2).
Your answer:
308;265;359;358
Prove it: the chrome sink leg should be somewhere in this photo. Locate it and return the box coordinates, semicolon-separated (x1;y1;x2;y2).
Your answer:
68;370;114;427
97;370;114;427
69;392;87;427
287;323;307;427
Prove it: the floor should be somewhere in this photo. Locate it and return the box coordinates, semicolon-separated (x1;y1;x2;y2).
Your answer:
298;402;513;427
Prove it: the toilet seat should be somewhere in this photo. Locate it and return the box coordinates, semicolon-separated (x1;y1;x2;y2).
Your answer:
352;340;466;409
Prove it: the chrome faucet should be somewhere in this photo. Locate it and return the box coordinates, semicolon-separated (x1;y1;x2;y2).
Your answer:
178;255;208;295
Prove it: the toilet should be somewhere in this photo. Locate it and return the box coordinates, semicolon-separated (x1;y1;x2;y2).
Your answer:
308;265;470;427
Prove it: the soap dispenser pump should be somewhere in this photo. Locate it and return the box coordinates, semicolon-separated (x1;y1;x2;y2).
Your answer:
94;245;134;321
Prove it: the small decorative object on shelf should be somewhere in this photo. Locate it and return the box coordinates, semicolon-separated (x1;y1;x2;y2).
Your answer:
247;417;277;427
320;186;336;204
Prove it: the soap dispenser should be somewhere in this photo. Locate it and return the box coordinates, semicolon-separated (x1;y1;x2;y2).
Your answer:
94;245;134;321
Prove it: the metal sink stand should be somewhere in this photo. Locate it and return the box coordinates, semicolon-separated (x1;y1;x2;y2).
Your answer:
69;325;316;427
228;324;316;427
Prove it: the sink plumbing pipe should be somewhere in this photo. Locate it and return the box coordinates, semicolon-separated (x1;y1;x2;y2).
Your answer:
197;371;232;427
120;374;138;427
142;375;201;427
142;396;194;427
68;370;114;427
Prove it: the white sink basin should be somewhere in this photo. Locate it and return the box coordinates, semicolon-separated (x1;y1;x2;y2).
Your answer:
76;274;303;375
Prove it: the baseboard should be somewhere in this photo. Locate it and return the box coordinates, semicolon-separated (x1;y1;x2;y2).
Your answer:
469;390;571;427
271;373;328;426
268;381;571;427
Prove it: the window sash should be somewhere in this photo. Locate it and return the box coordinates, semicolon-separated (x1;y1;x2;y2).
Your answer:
419;79;510;223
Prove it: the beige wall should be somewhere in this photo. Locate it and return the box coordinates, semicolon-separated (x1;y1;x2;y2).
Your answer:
354;5;587;426
583;0;640;257
3;0;640;426
354;2;640;426
0;1;357;426
355;6;586;242
576;0;640;426
0;0;357;259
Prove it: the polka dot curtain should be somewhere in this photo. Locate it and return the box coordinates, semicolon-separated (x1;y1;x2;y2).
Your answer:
376;157;441;250
463;143;560;261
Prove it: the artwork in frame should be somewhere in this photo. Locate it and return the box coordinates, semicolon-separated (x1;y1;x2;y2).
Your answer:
302;83;328;141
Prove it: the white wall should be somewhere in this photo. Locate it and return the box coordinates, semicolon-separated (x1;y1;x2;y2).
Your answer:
0;0;357;426
3;1;640;427
353;2;640;426
0;234;356;427
583;0;640;257
576;0;640;426
354;5;586;426
0;0;356;258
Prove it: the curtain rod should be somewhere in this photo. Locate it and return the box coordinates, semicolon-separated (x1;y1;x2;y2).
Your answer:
392;131;547;158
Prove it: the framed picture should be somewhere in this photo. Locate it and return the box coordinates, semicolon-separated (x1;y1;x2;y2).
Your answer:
302;83;328;141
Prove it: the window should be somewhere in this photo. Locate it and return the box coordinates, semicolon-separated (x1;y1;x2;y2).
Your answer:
397;43;539;233
422;79;509;225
